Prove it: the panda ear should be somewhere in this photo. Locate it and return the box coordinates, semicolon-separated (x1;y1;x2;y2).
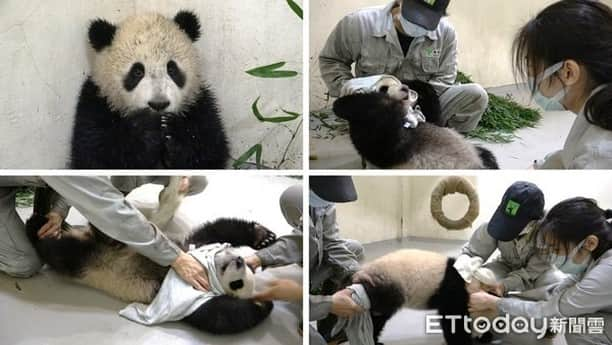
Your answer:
174;10;201;42
89;19;117;52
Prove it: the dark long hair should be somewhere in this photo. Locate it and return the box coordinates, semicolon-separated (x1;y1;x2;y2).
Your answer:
512;0;612;130
539;197;612;260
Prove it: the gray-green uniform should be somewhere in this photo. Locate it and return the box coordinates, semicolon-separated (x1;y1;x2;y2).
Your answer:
0;176;207;278
251;185;363;345
319;1;488;133
0;177;70;277
498;249;612;345
461;221;563;294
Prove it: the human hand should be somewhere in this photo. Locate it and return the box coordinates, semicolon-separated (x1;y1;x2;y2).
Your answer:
37;212;63;239
245;254;262;271
330;289;363;318
253;279;302;302
468;291;500;313
171;251;210;291
483;283;505;297
178;176;190;194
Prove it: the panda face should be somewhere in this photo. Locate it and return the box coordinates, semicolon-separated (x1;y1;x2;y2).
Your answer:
214;249;255;299
375;78;419;112
88;11;202;115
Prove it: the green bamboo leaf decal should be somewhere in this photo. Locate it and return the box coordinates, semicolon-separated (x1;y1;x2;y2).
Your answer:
233;143;263;169
252;97;301;123
246;62;298;78
286;0;303;19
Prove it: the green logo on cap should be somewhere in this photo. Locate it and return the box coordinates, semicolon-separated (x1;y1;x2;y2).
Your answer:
505;200;520;216
423;0;437;4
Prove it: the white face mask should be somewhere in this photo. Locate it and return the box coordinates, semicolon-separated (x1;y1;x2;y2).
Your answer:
398;15;431;38
530;62;567;111
550;238;592;277
309;191;333;209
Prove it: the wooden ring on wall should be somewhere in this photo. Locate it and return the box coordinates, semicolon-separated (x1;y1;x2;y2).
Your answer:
430;176;479;230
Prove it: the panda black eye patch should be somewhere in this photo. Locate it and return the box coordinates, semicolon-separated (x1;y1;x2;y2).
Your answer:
167;60;186;88
124;62;145;91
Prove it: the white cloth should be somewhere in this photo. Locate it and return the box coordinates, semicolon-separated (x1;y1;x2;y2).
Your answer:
453;254;497;286
340;75;400;97
536;85;612;169
331;284;375;345
119;243;230;325
340;75;426;129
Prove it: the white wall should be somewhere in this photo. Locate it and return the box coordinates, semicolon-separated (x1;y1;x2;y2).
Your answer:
337;173;612;244
0;0;302;169
309;0;612;110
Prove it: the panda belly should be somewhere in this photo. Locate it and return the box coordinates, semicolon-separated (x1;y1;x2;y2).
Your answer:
75;245;168;303
362;249;450;309
392;125;483;170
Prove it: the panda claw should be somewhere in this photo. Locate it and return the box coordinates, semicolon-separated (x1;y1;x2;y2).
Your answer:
252;224;277;249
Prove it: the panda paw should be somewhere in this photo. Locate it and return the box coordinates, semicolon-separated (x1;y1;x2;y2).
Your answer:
252;223;277;250
161;114;197;168
128;109;162;131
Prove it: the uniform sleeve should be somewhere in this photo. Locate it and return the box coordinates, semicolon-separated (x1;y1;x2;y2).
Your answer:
41;176;181;267
430;24;457;85
460;223;498;261
535;150;565;169
321;206;361;275
498;255;612;318
310;294;333;321
319;14;363;98
256;231;303;268
501;252;552;292
570;145;612;170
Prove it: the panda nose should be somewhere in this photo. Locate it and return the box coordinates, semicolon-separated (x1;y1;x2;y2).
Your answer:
148;100;170;111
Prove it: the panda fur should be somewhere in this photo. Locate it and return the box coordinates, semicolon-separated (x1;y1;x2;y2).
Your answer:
332;80;499;170
352;249;472;345
71;11;229;169
25;189;276;334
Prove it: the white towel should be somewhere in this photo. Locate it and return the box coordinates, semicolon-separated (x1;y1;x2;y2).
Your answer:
331;284;375;345
340;75;426;129
119;243;230;325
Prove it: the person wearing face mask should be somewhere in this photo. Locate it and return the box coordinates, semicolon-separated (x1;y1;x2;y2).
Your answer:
308;176;365;345
458;181;563;299
512;0;612;169
470;197;612;345
243;178;364;345
320;0;489;133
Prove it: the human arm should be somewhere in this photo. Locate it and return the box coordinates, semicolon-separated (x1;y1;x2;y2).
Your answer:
460;222;498;260
319;14;363;98
41;176;209;290
248;231;303;269
471;255;612;319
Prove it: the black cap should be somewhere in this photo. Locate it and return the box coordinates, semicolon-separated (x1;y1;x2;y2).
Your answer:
310;176;357;203
488;181;545;241
402;0;450;31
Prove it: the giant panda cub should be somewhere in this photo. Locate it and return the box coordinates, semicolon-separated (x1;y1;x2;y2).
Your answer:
333;79;499;169
71;10;229;169
352;249;473;345
25;187;277;334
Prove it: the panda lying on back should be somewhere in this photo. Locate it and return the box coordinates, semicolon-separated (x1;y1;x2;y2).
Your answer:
26;186;277;334
333;78;499;169
71;11;229;169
